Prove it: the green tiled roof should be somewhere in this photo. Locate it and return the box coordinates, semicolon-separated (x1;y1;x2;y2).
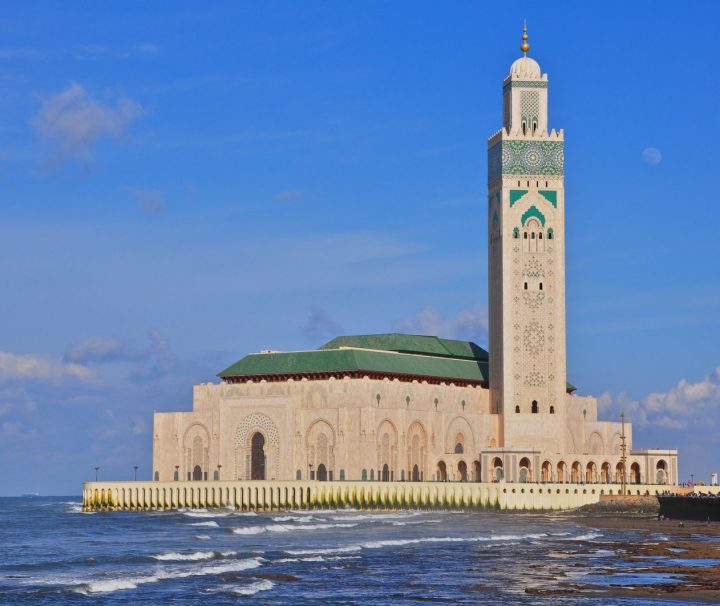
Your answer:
218;347;488;384
218;333;576;391
320;334;488;361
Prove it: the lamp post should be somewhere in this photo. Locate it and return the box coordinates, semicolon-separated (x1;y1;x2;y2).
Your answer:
691;473;695;487
94;466;100;481
175;465;180;481
133;465;139;481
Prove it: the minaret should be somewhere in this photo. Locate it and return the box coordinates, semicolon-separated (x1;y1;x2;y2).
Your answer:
487;25;567;452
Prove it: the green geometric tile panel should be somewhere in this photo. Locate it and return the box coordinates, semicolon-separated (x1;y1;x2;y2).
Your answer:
521;205;546;227
510;189;528;207
538;190;557;207
489;140;564;180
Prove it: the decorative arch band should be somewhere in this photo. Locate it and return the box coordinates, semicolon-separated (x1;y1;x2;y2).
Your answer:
521;205;546;227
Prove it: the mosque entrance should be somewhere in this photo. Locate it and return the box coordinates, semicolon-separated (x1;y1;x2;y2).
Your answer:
250;432;266;480
437;461;447;481
192;465;202;481
317;463;328;481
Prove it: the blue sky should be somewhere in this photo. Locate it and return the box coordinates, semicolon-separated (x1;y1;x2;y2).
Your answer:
1;1;719;495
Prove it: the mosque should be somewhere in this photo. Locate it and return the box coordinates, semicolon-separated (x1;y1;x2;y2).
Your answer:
152;29;678;489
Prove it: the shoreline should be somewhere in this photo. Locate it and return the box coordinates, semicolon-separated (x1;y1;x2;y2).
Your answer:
551;512;720;602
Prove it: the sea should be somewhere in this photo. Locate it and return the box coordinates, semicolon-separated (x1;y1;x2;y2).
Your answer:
0;496;713;605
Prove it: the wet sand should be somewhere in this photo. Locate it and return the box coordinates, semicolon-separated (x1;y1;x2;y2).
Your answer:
547;514;720;602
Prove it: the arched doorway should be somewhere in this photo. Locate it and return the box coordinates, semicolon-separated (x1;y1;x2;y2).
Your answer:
458;460;467;482
571;461;581;483
586;461;597;483
601;462;611;483
437;460;447;481
250;432;266;480
656;460;667;484
412;464;420;482
519;457;531;482
630;462;641;484
615;462;624;483
492;457;503;482
473;460;481;482
192;465;202;481
382;463;390;481
317;463;328;481
557;461;567;483
541;461;551;482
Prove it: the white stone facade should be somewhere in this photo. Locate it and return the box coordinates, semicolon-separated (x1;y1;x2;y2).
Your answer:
152;42;679;489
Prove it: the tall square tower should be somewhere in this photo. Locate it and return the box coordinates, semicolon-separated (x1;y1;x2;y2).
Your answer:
487;29;567;452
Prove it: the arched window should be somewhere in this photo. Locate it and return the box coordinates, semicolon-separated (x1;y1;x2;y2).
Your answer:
339;469;346;481
513;227;519;239
522;120;527;135
296;469;302;480
154;471;159;481
531;232;535;239
539;282;543;290
539;232;543;239
549;406;555;414
455;443;464;454
548;229;554;240
361;469;367;481
531;400;538;414
370;469;374;481
523;232;528;239
515;405;520;413
524;282;528;290
173;469;179;481
400;469;405;481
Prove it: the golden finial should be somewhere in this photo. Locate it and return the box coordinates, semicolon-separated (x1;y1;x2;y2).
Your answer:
520;20;530;55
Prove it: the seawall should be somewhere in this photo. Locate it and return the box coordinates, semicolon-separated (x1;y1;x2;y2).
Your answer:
82;480;682;512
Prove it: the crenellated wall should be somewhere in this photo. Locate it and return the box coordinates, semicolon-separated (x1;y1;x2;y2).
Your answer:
82;480;684;513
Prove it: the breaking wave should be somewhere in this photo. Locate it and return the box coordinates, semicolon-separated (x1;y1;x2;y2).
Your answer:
73;557;262;594
232;579;274;595
151;551;235;562
188;521;219;528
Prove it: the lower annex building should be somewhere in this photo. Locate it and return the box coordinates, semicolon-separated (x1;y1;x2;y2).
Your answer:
152;30;678;487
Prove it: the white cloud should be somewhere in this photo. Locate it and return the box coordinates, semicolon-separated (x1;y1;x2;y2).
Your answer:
30;82;142;168
128;187;165;214
394;305;488;343
595;366;720;430
641;147;662;165
0;352;91;383
303;307;342;342
64;336;130;364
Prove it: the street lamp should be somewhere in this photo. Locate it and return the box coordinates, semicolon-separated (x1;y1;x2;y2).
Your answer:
133;465;139;481
691;473;695;486
94;466;100;481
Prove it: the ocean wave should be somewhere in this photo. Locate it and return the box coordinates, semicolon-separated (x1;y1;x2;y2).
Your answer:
183;511;230;519
73;557;262;595
195;535;211;540
285;532;547;556
188;521;219;528
152;551;216;561
232;579;274;596
286;546;363;556
266;523;357;533
231;522;357;536
232;526;266;535
233;511;258;517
